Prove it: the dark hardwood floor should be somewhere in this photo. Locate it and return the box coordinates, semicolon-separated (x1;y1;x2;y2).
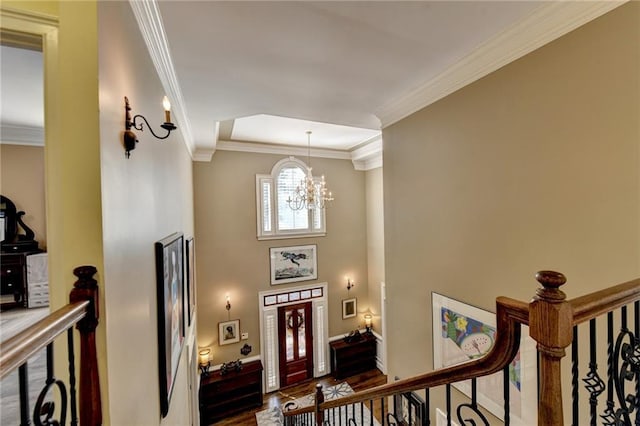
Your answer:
212;368;388;425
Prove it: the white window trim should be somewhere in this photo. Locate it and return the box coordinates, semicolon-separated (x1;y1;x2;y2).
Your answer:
256;156;326;240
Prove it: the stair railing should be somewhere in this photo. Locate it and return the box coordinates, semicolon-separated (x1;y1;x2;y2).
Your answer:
0;265;102;426
282;270;640;426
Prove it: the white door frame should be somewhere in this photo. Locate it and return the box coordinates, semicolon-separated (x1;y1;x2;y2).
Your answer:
258;282;329;393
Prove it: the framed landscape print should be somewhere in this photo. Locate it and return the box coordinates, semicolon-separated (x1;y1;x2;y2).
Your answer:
431;293;537;425
155;232;185;418
270;244;317;285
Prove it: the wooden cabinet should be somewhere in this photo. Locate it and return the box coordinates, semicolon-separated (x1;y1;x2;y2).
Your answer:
0;251;48;310
199;360;263;425
330;333;377;379
0;253;26;309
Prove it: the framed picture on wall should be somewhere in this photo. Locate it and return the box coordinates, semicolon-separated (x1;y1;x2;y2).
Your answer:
270;244;317;285
185;237;196;326
154;232;185;418
219;319;240;345
393;391;427;426
342;298;357;319
431;293;537;425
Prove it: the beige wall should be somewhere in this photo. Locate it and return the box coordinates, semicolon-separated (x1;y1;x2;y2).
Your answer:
383;0;639;385
365;167;384;331
0;144;47;249
194;150;368;364
97;2;195;425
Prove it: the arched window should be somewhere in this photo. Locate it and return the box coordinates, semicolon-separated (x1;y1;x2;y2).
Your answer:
256;157;326;239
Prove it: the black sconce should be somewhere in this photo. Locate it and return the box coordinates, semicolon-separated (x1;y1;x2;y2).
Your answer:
123;96;177;158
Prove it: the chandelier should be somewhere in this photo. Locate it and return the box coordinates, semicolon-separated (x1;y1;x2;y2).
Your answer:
287;131;334;210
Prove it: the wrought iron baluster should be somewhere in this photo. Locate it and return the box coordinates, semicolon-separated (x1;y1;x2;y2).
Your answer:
503;364;510;426
33;343;67;426
635;300;639;426
446;384;451;425
67;328;78;426
582;319;605;425
610;306;636;425
424;388;430;426
369;399;373;426
19;363;30;426
572;325;578;426
601;311;616;425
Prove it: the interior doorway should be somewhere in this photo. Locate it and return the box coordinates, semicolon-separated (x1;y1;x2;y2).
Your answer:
259;282;329;394
278;302;313;387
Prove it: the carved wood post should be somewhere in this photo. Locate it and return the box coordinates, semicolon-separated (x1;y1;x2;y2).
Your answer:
529;270;573;425
315;383;324;426
69;266;102;426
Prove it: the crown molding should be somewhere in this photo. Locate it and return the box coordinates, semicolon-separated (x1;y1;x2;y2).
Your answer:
129;0;217;160
351;136;382;171
216;137;384;171
376;1;627;128
0;124;44;146
216;140;351;160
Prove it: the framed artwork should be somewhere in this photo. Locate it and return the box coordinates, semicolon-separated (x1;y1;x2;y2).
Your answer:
431;293;537;425
270;244;317;285
185;237;196;326
155;232;185;417
393;391;427;426
342;298;357;319
219;319;240;345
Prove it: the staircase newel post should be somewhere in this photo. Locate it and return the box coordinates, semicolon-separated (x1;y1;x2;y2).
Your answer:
315;383;324;426
529;270;573;426
70;265;102;426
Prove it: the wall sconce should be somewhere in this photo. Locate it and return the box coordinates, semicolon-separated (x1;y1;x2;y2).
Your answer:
225;294;231;312
346;277;355;293
123;96;177;158
198;348;211;375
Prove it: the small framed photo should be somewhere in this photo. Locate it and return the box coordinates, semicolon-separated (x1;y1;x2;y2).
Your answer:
342;298;357;319
219;319;240;345
393;391;427;426
270;244;317;285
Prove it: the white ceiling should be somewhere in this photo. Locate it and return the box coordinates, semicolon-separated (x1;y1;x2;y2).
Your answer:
0;45;44;145
0;1;625;165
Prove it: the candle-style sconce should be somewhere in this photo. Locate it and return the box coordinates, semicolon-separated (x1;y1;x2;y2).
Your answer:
346;277;355;293
123;96;177;158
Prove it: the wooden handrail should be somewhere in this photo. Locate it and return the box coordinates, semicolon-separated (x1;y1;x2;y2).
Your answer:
0;265;102;426
283;297;528;418
284;271;640;425
570;277;640;325
0;300;89;379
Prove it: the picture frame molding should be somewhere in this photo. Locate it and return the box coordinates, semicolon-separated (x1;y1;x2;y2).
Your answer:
269;244;318;285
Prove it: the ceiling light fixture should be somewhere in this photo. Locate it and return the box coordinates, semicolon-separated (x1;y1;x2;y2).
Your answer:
123;96;177;158
287;131;334;211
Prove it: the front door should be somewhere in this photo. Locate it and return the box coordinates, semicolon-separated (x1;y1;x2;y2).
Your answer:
278;302;313;387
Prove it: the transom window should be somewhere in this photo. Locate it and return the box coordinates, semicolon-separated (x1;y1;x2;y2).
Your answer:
256;157;326;239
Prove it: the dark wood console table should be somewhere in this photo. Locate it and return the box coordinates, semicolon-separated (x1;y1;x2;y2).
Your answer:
199;360;263;425
330;332;377;379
